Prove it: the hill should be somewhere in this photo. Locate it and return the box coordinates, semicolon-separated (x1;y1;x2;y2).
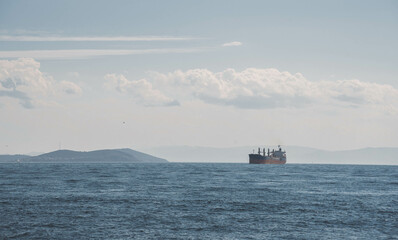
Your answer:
0;148;167;163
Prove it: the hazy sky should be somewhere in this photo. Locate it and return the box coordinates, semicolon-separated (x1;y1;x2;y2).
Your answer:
1;0;398;154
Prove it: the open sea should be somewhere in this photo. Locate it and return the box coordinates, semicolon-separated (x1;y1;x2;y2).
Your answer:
0;163;397;239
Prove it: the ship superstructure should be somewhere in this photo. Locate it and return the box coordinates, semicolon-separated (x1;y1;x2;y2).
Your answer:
249;145;286;164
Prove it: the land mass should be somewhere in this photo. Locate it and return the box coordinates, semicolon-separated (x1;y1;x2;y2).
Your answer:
0;148;168;163
143;146;398;165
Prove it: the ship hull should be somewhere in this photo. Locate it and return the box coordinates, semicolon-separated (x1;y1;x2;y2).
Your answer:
249;159;286;164
249;154;286;164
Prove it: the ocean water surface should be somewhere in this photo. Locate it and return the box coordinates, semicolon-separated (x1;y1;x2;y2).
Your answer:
0;163;397;239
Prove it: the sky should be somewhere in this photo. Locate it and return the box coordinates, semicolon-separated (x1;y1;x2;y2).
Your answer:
0;0;398;154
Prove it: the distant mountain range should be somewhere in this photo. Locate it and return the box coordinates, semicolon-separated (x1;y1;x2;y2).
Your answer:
143;146;398;165
0;148;167;163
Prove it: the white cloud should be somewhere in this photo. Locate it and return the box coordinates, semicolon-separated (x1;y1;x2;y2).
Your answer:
0;48;204;60
104;74;179;107
222;41;243;47
0;35;193;41
114;68;398;112
152;68;314;108
0;58;82;108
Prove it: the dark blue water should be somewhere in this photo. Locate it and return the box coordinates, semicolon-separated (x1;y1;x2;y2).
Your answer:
0;163;397;239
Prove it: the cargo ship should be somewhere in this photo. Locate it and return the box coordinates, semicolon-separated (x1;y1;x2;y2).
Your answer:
249;145;286;164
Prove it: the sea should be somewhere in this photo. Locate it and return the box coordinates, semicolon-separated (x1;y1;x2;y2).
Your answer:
0;163;397;239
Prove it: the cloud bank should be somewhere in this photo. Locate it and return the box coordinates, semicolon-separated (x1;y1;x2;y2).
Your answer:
0;35;193;42
0;48;203;60
105;68;398;112
0;58;81;108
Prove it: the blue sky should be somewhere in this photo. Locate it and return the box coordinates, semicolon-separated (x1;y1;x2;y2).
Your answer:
1;0;397;84
0;0;398;154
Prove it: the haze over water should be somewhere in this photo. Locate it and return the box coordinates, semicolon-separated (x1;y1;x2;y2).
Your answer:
1;163;397;239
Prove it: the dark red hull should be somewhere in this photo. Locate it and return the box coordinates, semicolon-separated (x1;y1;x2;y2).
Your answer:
249;154;286;164
249;158;286;164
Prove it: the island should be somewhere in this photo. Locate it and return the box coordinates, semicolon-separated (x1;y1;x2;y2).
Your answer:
0;148;168;163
